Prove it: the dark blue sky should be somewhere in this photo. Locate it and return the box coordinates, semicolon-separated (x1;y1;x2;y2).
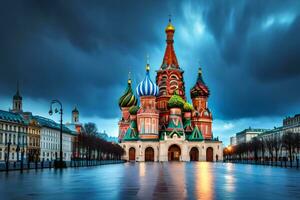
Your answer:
1;0;300;144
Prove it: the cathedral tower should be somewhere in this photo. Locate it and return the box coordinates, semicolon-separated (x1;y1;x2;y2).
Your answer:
190;68;212;139
156;19;186;129
136;63;159;140
118;76;138;141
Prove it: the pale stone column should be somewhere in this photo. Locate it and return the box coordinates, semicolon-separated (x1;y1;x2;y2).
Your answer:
139;143;144;162
155;145;159;162
200;143;206;161
159;142;168;161
181;143;189;161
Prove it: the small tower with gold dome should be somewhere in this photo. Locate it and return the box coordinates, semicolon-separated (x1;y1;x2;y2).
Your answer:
118;74;138;141
136;62;159;140
156;18;186;130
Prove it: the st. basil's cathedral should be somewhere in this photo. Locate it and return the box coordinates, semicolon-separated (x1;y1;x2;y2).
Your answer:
118;19;223;162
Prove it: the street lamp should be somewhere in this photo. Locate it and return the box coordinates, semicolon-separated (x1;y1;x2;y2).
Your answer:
5;141;11;172
49;99;65;168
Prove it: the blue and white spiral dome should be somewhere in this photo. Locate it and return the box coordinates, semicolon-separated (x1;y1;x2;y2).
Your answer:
136;64;159;97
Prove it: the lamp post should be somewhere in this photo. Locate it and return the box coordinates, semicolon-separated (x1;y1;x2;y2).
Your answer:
49;99;65;168
5;141;11;172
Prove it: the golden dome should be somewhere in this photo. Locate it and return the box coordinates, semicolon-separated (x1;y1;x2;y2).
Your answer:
146;63;150;71
165;21;175;32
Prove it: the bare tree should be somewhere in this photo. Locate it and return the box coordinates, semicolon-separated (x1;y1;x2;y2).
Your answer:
84;123;98;136
251;137;261;162
272;134;281;163
265;137;274;162
282;131;294;167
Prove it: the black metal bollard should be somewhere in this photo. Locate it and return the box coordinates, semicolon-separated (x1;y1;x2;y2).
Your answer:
20;160;23;172
6;161;9;172
285;160;287;168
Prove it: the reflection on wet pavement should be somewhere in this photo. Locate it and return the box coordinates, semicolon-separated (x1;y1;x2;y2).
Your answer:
0;162;300;200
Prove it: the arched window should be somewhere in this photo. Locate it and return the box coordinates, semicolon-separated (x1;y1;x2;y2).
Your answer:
170;74;179;80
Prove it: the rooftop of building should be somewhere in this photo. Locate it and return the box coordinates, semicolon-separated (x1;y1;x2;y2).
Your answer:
284;113;300;119
0;109;26;124
236;127;270;136
259;122;300;136
33;115;75;135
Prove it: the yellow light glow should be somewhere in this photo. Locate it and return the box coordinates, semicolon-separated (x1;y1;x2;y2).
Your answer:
195;162;214;200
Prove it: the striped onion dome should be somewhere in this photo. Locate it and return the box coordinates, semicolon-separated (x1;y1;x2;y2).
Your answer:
136;64;159;97
118;78;138;108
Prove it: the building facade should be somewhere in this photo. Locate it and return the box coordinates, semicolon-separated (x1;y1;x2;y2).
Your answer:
235;128;269;145
258;114;300;145
118;20;223;162
0;110;28;161
0;87;75;162
283;114;300;126
36;116;75;161
23;112;41;162
230;136;237;146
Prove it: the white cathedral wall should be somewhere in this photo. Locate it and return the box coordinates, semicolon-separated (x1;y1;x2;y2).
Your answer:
121;140;223;162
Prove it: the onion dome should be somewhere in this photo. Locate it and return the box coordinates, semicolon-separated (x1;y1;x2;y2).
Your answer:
136;63;159;97
190;68;210;98
165;20;175;32
118;78;138;108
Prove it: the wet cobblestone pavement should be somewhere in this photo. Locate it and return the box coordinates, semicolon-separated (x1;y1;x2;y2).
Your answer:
0;162;300;200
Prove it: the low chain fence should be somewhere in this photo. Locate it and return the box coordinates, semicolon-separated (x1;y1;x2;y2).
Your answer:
0;160;125;172
224;159;300;169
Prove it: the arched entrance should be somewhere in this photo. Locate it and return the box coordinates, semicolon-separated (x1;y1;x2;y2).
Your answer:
145;147;154;162
190;147;199;161
206;147;213;162
168;144;181;161
128;147;136;161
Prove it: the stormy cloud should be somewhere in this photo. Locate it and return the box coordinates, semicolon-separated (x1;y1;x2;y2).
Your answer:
0;0;300;127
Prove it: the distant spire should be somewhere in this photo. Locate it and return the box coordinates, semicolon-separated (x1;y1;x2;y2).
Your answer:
72;105;79;113
128;71;132;84
146;54;150;65
198;67;202;75
16;80;20;95
146;54;150;72
198;61;202;75
13;80;22;100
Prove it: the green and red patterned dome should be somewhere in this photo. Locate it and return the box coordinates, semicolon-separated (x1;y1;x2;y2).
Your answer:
190;68;210;98
118;78;138;108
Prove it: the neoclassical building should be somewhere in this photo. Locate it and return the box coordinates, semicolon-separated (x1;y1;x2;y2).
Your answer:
118;20;223;162
0;86;76;162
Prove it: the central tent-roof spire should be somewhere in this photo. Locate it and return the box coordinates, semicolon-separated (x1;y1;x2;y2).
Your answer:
161;16;179;69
